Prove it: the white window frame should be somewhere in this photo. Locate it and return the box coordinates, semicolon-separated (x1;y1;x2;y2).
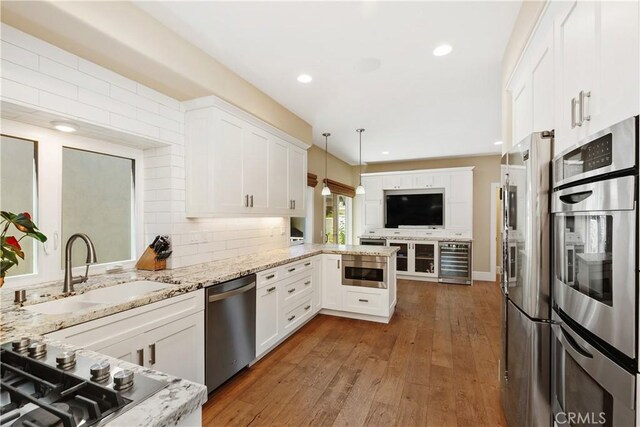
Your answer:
1;119;144;289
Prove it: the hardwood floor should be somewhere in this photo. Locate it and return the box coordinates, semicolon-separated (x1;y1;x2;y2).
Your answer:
202;279;506;427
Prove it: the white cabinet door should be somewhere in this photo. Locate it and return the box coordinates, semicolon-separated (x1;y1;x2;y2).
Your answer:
243;125;269;211
447;171;473;235
554;0;598;150
413;172;448;190
382;174;413;190
530;33;555;134
256;284;279;357
595;0;639;133
448;171;473;204
322;254;342;310
268;138;290;212
213;109;246;212
288;145;306;214
312;256;322;313
90;336;139;365
144;312;205;384
364;200;383;229
512;79;533;145
363;176;383;202
185;107;215;216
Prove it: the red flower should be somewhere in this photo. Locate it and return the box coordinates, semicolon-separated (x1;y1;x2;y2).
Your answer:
5;236;21;251
23;212;31;220
15;212;32;232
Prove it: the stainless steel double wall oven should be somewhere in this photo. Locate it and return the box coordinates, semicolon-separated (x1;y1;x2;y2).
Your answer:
551;116;639;426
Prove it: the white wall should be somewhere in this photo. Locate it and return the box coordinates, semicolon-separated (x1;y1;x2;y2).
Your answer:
1;24;290;280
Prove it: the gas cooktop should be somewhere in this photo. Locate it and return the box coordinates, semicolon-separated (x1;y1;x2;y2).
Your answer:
0;339;167;427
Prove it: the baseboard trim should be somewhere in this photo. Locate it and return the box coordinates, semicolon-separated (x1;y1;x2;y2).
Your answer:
473;271;494;281
319;308;392;324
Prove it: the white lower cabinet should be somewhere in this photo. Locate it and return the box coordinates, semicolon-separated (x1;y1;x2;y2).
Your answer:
46;290;205;385
255;255;321;359
321;254;342;310
256;282;279;357
343;288;385;316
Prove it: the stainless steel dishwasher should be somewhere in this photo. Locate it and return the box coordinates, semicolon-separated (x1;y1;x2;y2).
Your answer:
205;274;256;393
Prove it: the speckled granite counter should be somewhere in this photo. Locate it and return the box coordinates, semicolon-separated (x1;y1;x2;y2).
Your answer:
0;244;397;426
359;234;473;242
1;244;398;342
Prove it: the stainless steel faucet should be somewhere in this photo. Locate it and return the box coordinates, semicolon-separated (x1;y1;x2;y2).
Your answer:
63;233;97;294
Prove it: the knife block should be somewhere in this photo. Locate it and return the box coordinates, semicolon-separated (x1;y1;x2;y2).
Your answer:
135;247;167;271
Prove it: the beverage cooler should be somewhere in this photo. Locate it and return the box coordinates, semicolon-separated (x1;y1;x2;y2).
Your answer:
438;241;472;284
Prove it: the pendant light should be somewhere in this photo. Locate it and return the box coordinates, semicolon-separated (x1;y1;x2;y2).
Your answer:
355;128;366;195
321;132;332;196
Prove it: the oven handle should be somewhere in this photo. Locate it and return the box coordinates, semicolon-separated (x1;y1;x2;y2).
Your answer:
552;320;636;410
559;326;593;359
559;190;593;205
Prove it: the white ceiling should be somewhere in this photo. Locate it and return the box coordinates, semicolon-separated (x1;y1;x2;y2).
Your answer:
135;1;521;165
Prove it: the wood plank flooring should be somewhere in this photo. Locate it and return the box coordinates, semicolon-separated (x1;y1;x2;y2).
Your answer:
202;279;506;427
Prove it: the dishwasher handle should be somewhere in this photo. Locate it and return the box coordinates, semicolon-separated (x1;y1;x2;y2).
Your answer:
208;281;256;302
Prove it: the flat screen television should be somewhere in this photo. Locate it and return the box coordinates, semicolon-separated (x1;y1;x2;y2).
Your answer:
385;190;444;228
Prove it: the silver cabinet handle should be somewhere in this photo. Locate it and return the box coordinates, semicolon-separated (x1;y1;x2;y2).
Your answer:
337;260;340;269
288;267;296;272
245;194;249;207
579;90;591;124
293;200;296;209
137;348;144;366
304;281;311;285
304;305;311;311
304;262;311;267
267;286;276;293
266;274;275;280
571;97;577;128
250;195;254;207
288;315;296;321
358;299;369;303
149;343;156;365
288;288;296;294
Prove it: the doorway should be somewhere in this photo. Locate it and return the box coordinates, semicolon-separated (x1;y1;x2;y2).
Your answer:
324;194;352;244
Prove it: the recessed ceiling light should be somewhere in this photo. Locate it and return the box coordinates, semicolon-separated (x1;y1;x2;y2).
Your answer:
494;140;503;145
381;151;390;155
51;121;77;133
433;44;453;57
297;74;312;83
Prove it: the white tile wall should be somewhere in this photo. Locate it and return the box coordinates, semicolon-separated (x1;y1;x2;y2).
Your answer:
1;24;290;271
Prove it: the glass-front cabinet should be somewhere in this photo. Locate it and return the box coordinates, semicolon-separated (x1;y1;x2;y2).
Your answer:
389;240;438;278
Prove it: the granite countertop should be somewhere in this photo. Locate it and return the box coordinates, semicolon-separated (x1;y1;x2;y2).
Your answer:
13;335;208;427
359;234;473;242
0;244;397;426
1;243;399;343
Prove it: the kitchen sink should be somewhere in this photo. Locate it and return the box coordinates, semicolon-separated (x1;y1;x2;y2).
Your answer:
23;299;104;315
75;281;171;304
23;281;172;315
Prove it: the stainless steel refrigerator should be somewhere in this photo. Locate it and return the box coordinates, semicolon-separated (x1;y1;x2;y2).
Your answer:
500;131;553;427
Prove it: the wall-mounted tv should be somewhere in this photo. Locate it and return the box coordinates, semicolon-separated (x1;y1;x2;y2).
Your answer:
385;189;444;228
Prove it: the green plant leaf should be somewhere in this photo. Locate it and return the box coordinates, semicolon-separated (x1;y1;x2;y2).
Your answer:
25;231;47;242
0;211;16;222
1;259;15;274
1;249;19;264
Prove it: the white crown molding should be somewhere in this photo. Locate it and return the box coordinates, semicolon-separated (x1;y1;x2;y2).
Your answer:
362;166;474;177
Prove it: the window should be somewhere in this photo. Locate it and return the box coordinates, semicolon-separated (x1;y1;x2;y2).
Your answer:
0;135;37;276
1;120;143;288
62;148;135;267
324;194;352;244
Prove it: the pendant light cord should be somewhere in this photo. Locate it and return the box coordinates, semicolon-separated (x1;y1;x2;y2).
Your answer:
322;132;330;188
357;129;365;186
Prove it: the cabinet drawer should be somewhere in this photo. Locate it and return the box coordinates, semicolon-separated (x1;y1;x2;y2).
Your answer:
343;290;385;316
281;297;313;335
257;268;280;289
282;258;314;278
258;282;278;298
281;274;313;306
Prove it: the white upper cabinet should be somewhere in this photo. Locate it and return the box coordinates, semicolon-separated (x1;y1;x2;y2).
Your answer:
288;145;307;215
554;0;639;154
382;174;413;190
509;24;554;145
243;125;270;211
362;176;383;229
185;97;308;217
363;176;383;202
268;137;290;212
